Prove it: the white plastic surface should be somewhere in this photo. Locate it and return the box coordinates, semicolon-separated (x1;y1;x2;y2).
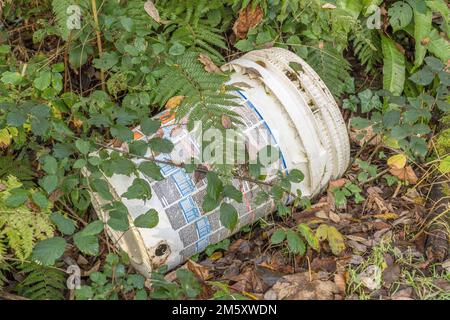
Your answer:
89;48;350;276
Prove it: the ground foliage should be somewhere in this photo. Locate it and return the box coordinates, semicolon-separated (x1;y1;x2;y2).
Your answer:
0;0;448;300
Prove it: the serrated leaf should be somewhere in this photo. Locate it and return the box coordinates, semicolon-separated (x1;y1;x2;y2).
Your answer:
206;172;223;201
148;137;174;153
270;229;286;245
50;212;76;235
122;178;152;201
91;178;114;201
223;185;242;203
297;223;320;251
140;118;160;136
39;175;58;194
286;230;306;255
31;237;66;266
5;188;28;207
288;169;305;183
134;209;159;228
138;161;163;181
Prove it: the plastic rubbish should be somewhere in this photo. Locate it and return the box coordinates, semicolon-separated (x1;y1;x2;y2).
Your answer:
89;47;350;277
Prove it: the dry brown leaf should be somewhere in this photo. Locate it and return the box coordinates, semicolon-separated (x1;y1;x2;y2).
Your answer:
334;273;346;293
144;1;161;23
186;260;211;281
221;114;232;129
232;5;264;39
198;53;221;73
165;95;184;109
264;272;339;300
389;165;418;184
349;126;381;146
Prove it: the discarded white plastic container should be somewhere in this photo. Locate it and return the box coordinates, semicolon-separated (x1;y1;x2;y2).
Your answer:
90;47;350;277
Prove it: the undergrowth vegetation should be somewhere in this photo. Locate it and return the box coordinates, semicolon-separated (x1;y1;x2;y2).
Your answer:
0;0;448;300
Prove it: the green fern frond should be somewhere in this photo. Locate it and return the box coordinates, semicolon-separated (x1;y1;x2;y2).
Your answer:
381;35;405;96
305;43;352;98
0;176;54;261
152;52;241;131
16;262;66;300
351;24;382;74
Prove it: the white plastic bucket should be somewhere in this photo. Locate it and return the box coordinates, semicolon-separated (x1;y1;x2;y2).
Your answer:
89;47;350;277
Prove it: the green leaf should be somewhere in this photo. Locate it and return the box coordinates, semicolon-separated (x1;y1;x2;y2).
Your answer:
5;188;28;207
138;161;164;181
427;29;450;62
413;6;432;66
438;156;450;174
206;172;223;201
91;178;114;201
202;195;220;212
169;42;185;56
297;223;320;251
73;159;87;169
33;71;52;91
409;66;435;85
39;175;58;194
73;221;104;256
148;137;174;153
111;125;134;142
220;203;238;231
106;201;130;231
286;230;306;255
31;237;66;266
50;212;76;235
381;36;405;95
93;52;119;70
223;185;243;203
6;111;27;127
287;169;304;183
270;229;286;245
1;71;22;85
235;39;254;52
134;209;159;228
140;118;161;136
42;155;58;175
128;140;148;157
122;178;152;201
388;1;413;32
73;233;100;256
32;191;50;209
75;140;90;155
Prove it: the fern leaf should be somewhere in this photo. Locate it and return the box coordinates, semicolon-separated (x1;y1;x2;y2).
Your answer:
305;43;352;98
381;36;405;96
16;262;66;300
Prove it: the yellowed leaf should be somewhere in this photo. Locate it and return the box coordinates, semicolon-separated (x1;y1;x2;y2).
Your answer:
387;154;407;170
372;212;399;220
209;251;223;261
0;128;11;149
327;225;345;256
165;95;184;109
316;224;329;241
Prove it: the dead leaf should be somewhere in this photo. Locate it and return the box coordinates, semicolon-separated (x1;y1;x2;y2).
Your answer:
387;154;407;170
329;211;341;223
358;265;382;290
382;264;400;288
389;165;418;184
334;273;346;293
321;3;337;9
198;53;221;73
372;212;399;220
165;95;184;109
208;251;223;261
311;257;337;273
186;260;211;281
232;5;264;39
221;114;232;129
349;126;381;146
264;272;339;300
144;1;161;23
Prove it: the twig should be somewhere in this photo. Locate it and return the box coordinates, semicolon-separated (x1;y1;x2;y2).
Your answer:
91;0;106;91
